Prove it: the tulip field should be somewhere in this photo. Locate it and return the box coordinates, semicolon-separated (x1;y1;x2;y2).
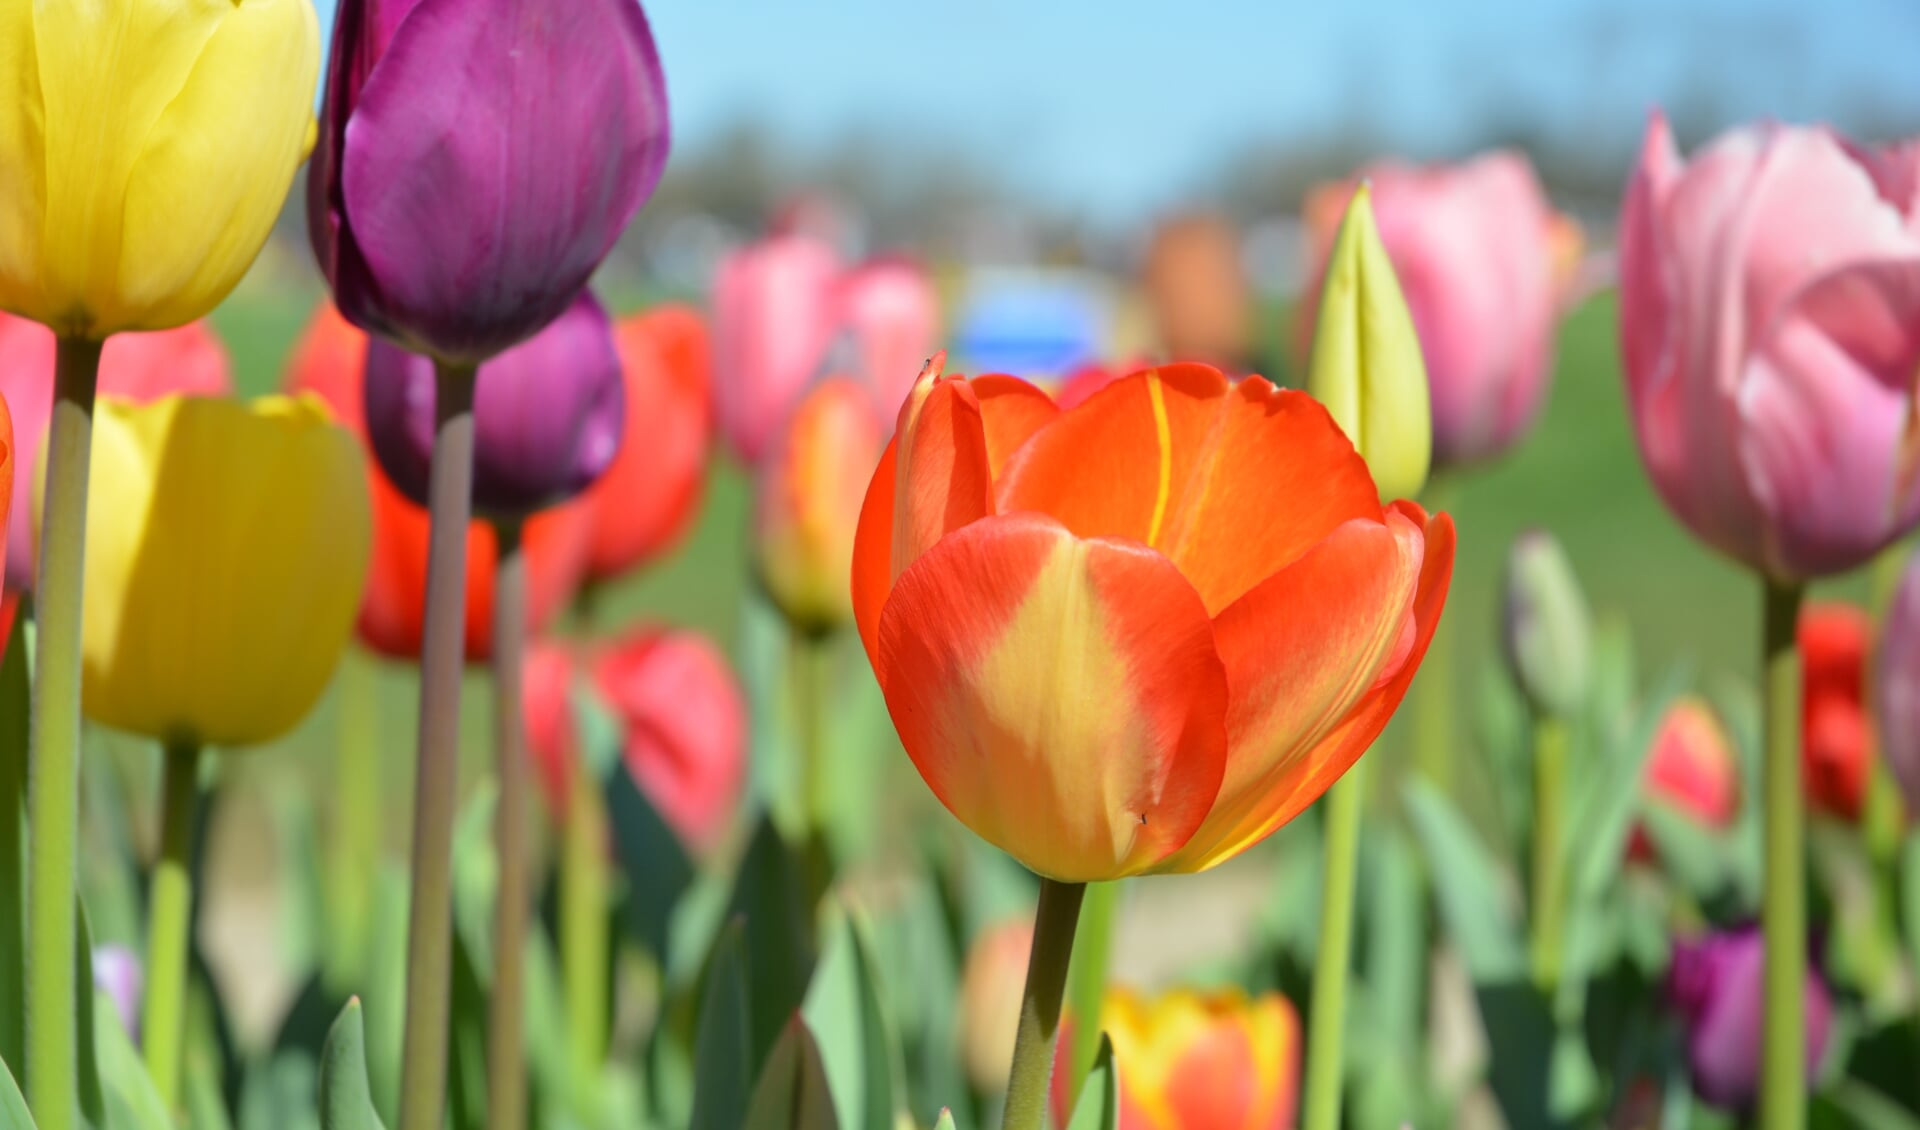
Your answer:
5;4;1920;1130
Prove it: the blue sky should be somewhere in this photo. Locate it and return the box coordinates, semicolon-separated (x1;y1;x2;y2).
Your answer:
319;0;1920;222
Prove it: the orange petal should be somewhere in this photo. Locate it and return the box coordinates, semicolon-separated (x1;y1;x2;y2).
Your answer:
970;373;1059;476
875;512;1229;881
995;365;1381;613
851;436;900;668
1158;503;1453;872
890;358;995;578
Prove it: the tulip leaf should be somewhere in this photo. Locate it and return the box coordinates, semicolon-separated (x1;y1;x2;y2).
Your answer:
0;606;27;1080
1362;824;1423;1056
1569;661;1689;904
606;747;695;961
726;818;818;1072
1814;1081;1920;1130
184;1049;233;1130
690;917;754;1130
75;900;104;1130
1402;778;1526;983
1065;1034;1120;1130
1640;801;1745;914
743;1017;840;1130
96;987;171;1130
237;1051;320;1130
802;904;906;1130
933;1111;956;1130
318;999;387;1130
0;1055;30;1130
446;917;491;1130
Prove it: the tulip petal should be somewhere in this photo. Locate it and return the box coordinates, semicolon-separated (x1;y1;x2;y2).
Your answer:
1162;503;1453;872
997;366;1381;614
340;0;669;361
970;374;1060;476
875;512;1228;882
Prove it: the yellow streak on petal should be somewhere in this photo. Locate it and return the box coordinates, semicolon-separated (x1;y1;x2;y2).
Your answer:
1146;370;1172;548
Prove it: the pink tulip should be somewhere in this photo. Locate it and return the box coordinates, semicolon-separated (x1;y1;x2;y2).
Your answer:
0;312;230;589
711;235;842;464
836;257;940;430
1619;113;1920;580
1300;151;1567;467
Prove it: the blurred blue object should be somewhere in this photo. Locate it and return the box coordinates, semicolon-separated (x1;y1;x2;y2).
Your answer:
952;270;1110;379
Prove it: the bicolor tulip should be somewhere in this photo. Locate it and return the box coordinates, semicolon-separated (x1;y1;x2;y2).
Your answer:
1619;113;1920;580
1880;556;1920;814
1304;185;1432;502
0;0;319;340
366;293;625;522
1801;603;1873;822
958;918;1033;1094
1301;152;1570;467
755;377;885;633
711;235;845;463
1668;927;1832;1111
0;313;231;588
1051;986;1301;1130
852;358;1453;880
1142;212;1252;371
55;394;369;746
581;305;712;584
1501;530;1593;718
1644;697;1741;829
309;0;670;363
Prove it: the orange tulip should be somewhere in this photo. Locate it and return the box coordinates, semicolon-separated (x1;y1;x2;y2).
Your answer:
754;376;885;632
1052;986;1300;1130
852;358;1453;880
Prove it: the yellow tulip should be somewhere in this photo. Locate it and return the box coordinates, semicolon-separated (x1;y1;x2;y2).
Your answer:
1305;183;1433;501
0;0;319;339
43;393;370;746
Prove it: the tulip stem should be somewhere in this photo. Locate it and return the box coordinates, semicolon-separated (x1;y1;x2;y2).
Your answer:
560;764;610;1086
487;521;530;1130
142;740;202;1111
793;630;830;836
0;595;28;1077
397;362;479;1130
1001;878;1085;1130
1412;475;1456;790
1761;579;1807;1130
1061;880;1120;1105
26;336;102;1130
326;648;382;992
1303;760;1365;1130
1529;713;1569;991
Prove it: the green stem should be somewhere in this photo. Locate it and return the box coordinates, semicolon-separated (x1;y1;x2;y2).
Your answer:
397;362;478;1130
487;522;529;1130
1529;714;1569;991
142;740;202;1110
1001;879;1085;1130
1413;474;1456;790
1761;579;1807;1130
1303;761;1366;1130
326;647;381;991
1;594;30;1079
1061;880;1120;1105
560;772;609;1082
793;631;829;835
27;337;102;1130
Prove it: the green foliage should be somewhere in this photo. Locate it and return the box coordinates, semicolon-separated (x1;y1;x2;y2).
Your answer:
317;1000;386;1130
1062;1036;1118;1130
743;1019;839;1130
690;919;754;1130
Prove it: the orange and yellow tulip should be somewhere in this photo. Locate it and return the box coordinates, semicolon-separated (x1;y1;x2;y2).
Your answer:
755;376;885;633
852;357;1453;880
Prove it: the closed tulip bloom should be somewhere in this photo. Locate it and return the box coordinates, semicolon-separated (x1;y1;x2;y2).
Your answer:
309;0;670;363
1501;530;1593;718
1644;697;1741;828
1143;213;1252;371
0;313;231;589
0;0;319;340
1881;558;1920;814
1619;113;1920;580
852;358;1454;880
756;378;885;633
712;235;842;462
1668;927;1832;1111
1301;153;1566;466
1800;603;1873;822
582;305;712;583
367;293;625;522
957;918;1033;1093
1051;987;1301;1130
1304;185;1433;502
837;257;941;427
56;395;369;746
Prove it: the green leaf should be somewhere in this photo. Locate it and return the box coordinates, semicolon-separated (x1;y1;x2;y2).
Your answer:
690;918;754;1130
801;906;905;1130
1902;831;1920;1000
1064;1035;1119;1130
0;606;28;1080
726;818;817;1071
1815;1081;1920;1130
932;1111;955;1130
95;988;171;1130
237;1052;320;1130
75;900;104;1130
1568;662;1688;903
183;1049;233;1130
0;1054;31;1130
606;749;695;961
1362;825;1423;1053
1402;778;1526;982
743;1017;839;1130
318;999;387;1130
447;915;491;1130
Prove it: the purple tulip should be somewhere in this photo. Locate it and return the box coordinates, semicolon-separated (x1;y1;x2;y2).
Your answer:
309;0;671;364
1880;554;1920;814
92;945;143;1043
366;293;626;521
1667;927;1831;1111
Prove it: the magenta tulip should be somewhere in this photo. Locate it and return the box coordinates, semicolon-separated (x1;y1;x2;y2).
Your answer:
366;293;625;522
1619;113;1920;580
309;0;670;364
1301;151;1569;467
1668;927;1832;1111
710;235;841;463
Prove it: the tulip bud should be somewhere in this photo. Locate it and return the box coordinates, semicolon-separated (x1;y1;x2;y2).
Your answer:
837;257;941;427
1644;697;1741;828
1801;603;1873;822
1668;927;1831;1111
956;918;1033;1093
755;377;885;634
1879;557;1920;815
712;236;843;464
91;946;143;1042
1502;530;1593;718
1305;183;1432;501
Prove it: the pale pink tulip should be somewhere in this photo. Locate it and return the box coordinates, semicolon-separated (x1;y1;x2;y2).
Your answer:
836;256;940;429
711;235;842;464
1619;113;1920;580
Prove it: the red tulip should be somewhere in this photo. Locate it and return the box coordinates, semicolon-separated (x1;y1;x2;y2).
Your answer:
1645;697;1741;827
1800;602;1873;821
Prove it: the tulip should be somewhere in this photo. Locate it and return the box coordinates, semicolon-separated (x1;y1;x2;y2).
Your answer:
711;235;846;463
1881;558;1920;815
837;257;943;427
1501;530;1593;719
309;0;670;365
755;378;886;635
1300;153;1568;467
0;313;232;589
958;918;1034;1094
91;946;143;1044
1643;697;1742;829
1050;986;1301;1130
1303;185;1432;503
1142;213;1252;371
366;293;626;522
1800;603;1873;822
1668;927;1832;1112
581;305;713;585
